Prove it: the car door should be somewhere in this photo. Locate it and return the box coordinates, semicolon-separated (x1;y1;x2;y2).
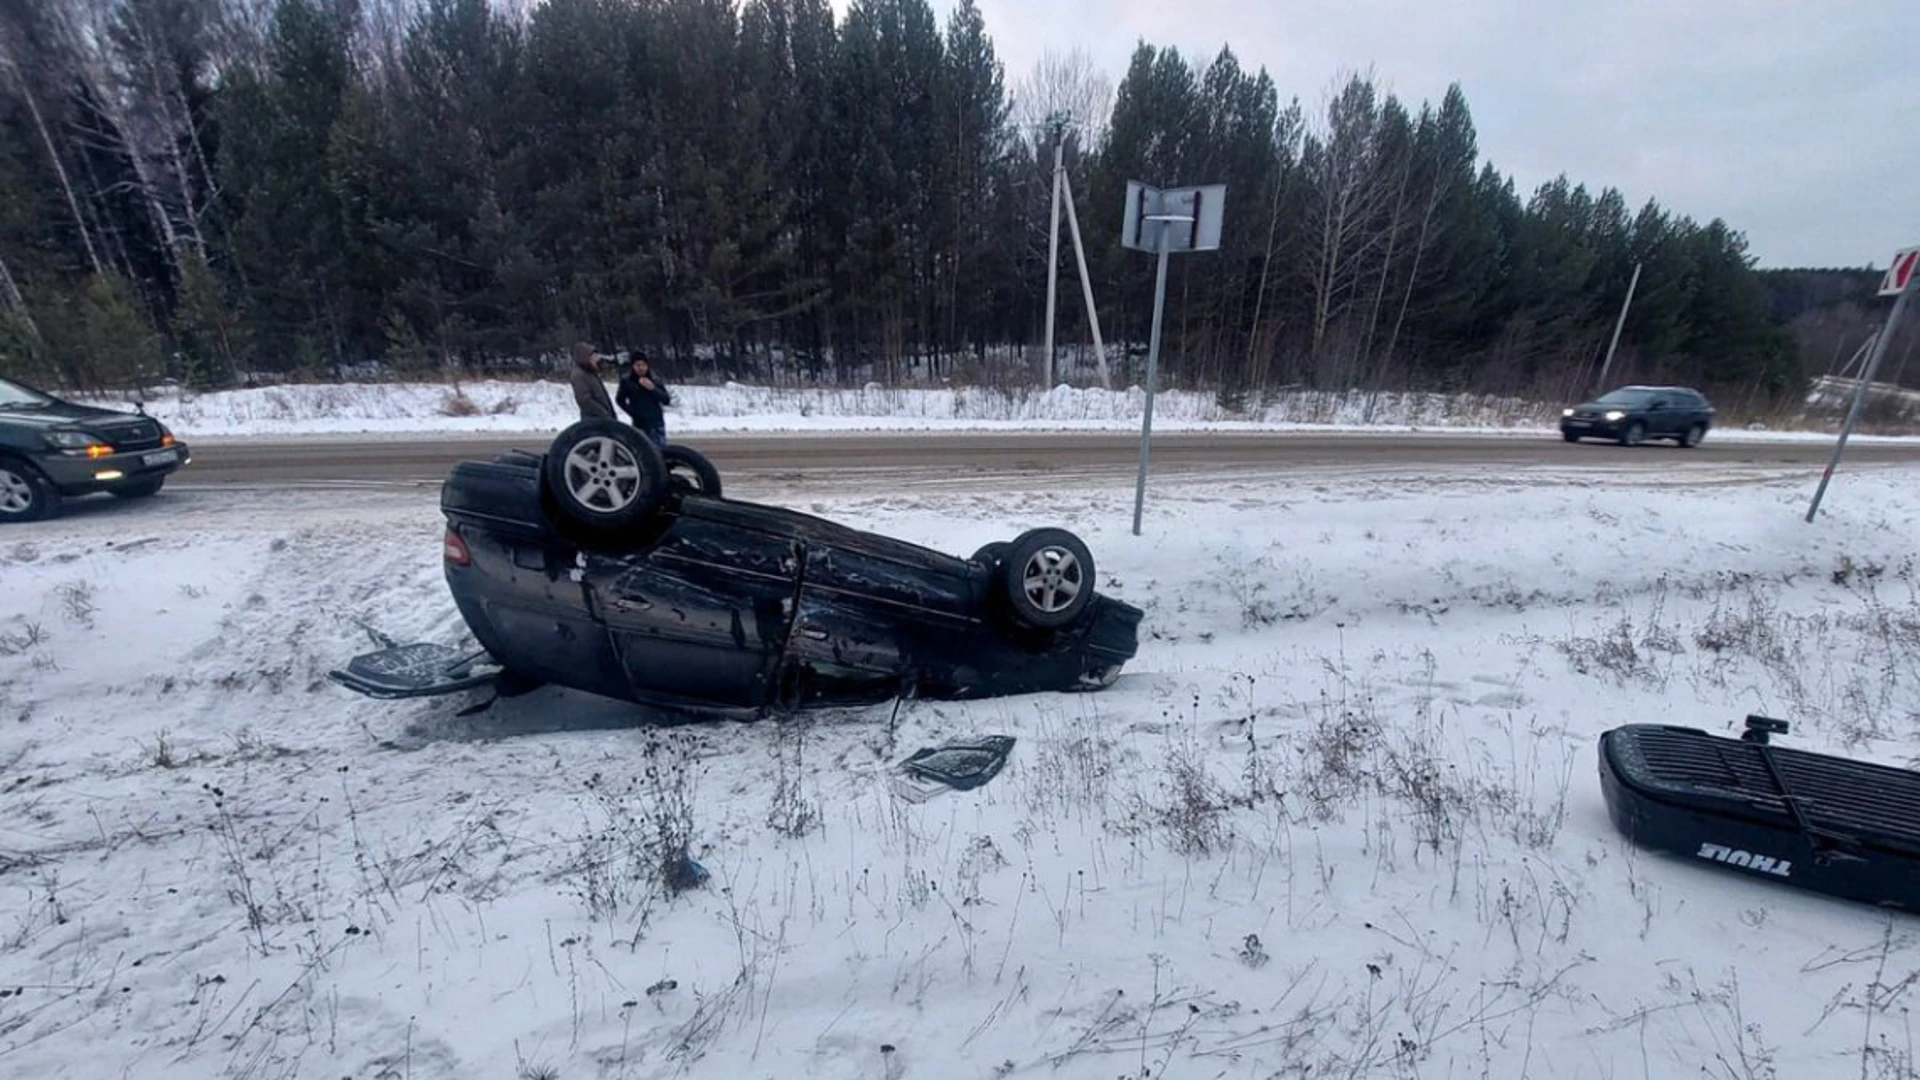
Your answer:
1686;391;1713;429
1646;393;1680;436
784;536;978;689
592;517;802;711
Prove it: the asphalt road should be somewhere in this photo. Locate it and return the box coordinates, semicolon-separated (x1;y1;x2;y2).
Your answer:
170;430;1920;487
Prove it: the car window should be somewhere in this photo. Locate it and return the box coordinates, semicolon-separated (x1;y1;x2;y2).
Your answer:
0;377;55;409
1595;389;1656;407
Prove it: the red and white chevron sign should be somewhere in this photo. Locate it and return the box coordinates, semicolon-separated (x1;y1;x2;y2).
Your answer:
1883;247;1919;297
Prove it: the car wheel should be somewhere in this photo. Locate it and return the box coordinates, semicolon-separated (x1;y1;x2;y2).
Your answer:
541;420;667;537
1619;421;1645;447
0;459;59;523
110;477;166;499
661;444;722;497
1680;423;1706;449
1562;432;1579;443
999;527;1095;630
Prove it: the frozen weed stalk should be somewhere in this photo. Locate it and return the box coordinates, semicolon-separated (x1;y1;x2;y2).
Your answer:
642;729;704;893
565;772;657;924
1133;726;1232;855
1023;701;1120;822
766;718;821;839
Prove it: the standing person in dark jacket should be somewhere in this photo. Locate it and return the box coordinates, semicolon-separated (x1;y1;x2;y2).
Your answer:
616;352;672;446
569;341;616;421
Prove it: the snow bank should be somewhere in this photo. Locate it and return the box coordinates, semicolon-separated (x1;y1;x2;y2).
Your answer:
6;462;1920;1077
79;378;1920;442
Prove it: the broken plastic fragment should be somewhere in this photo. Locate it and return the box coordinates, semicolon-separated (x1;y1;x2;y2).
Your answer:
899;735;1016;792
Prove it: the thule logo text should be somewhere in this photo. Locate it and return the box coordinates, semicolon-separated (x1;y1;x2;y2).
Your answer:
1696;843;1791;877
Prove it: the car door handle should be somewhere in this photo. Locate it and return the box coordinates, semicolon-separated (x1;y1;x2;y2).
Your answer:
796;623;828;640
612;596;652;611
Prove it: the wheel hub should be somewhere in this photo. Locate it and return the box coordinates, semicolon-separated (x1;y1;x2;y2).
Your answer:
564;437;641;512
0;469;31;515
1022;547;1083;613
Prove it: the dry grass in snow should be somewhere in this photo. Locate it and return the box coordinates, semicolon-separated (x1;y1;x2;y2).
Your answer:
2;463;1920;1078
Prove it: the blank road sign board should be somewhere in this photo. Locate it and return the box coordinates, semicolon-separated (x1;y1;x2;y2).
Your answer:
1882;247;1919;297
1122;181;1227;253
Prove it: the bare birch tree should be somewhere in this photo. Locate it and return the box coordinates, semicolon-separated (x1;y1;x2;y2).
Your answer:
1303;71;1393;386
0;12;105;276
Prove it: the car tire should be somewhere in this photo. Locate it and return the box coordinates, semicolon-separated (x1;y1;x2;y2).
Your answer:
971;541;1009;568
998;527;1095;630
1680;423;1706;448
661;444;722;497
0;458;60;523
1562;432;1579;443
541;420;667;539
1620;421;1645;447
110;477;166;499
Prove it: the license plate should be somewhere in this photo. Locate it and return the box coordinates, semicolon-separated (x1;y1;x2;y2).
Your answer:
1567;420;1590;427
142;449;179;467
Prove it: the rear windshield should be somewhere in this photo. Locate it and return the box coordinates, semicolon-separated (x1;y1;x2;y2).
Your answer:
0;378;54;409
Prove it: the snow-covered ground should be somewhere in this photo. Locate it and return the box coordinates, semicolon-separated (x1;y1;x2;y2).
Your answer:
4;460;1920;1079
78;378;1920;442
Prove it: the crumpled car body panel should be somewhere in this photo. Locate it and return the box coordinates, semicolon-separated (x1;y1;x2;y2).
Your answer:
344;456;1143;718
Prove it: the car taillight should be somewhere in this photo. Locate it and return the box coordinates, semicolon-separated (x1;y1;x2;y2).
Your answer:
444;529;471;566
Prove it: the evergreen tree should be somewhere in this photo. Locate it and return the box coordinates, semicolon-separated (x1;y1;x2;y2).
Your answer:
0;0;1849;413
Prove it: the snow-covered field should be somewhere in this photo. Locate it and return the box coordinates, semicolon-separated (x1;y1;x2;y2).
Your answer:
5;460;1920;1079
80;378;1920;442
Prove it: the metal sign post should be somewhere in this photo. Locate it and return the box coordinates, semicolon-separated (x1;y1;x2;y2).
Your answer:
1122;181;1226;536
1131;228;1174;536
1806;245;1919;523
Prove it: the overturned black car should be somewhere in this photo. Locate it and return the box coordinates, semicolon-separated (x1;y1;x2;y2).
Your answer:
332;421;1144;719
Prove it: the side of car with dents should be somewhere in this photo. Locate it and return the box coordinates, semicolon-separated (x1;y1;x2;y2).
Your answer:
0;376;191;523
334;420;1144;719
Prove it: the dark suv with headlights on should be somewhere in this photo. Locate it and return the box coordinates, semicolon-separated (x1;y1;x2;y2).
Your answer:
0;376;190;523
1561;385;1715;447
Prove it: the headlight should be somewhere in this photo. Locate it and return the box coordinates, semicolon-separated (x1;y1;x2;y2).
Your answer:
45;430;108;453
1562;408;1575;417
1604;410;1626;422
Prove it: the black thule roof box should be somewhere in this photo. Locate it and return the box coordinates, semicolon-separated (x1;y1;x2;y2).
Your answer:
1598;717;1920;912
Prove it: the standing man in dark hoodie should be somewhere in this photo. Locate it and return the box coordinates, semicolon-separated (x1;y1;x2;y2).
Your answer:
570;341;617;422
616;351;672;446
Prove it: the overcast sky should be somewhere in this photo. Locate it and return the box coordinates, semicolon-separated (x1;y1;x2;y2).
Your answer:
896;0;1918;270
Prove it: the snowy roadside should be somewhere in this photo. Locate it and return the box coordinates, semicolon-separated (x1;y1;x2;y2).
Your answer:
3;463;1920;1078
73;377;1920;444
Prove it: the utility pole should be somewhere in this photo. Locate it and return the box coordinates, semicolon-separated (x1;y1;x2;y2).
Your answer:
1037;114;1112;389
1806;246;1918;522
1042;138;1063;388
1595;261;1641;391
1060;167;1110;389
